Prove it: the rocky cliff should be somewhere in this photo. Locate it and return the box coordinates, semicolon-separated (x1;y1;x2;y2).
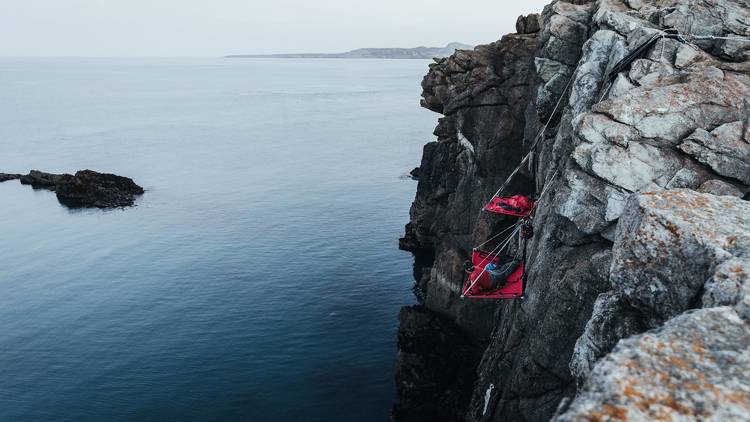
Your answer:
395;1;750;421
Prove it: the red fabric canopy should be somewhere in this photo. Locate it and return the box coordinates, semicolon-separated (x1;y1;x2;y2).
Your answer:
484;195;536;218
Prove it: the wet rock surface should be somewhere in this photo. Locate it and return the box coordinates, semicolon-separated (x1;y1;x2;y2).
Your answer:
14;169;143;208
395;0;750;420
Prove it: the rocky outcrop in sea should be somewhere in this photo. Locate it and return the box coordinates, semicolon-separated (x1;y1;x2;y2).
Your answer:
395;0;750;421
2;169;144;208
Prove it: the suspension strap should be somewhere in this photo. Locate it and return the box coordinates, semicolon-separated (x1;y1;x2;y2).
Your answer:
475;222;519;250
479;60;582;212
607;29;681;82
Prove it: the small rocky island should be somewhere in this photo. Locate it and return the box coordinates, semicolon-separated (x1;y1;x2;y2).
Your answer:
0;170;144;208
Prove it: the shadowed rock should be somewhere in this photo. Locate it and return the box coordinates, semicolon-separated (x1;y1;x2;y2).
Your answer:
392;306;479;422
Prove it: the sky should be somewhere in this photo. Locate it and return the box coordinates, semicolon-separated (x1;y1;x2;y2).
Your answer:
0;0;551;57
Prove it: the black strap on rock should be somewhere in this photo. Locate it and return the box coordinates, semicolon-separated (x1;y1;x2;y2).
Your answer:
521;237;528;298
607;29;681;82
521;220;534;240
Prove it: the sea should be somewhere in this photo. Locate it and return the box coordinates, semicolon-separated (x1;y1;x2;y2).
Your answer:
0;57;435;421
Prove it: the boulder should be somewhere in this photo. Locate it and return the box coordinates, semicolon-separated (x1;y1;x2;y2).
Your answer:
516;14;542;34
679;121;750;186
571;190;750;386
555;307;750;421
697;179;746;198
610;190;750;327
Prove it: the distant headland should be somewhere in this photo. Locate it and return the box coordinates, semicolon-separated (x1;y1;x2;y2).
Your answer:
225;42;473;59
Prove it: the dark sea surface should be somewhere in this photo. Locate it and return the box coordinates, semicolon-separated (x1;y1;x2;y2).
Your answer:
0;58;434;421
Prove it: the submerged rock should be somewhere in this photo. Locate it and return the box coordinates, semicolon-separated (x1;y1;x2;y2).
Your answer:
0;173;22;182
17;169;143;208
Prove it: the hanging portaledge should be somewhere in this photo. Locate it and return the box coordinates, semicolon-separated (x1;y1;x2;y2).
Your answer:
463;249;524;299
484;195;536;218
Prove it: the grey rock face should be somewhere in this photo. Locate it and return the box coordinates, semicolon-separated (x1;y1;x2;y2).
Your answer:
679;121;750;185
703;257;750;313
517;14;543;34
698;179;746;198
611;190;750;327
556;307;750;421
397;0;750;420
571;190;750;388
569;291;644;386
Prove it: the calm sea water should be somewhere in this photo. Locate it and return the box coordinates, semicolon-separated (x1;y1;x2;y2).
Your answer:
0;57;433;421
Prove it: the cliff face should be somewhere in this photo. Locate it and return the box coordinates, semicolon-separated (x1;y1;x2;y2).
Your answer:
399;13;546;339
395;1;750;421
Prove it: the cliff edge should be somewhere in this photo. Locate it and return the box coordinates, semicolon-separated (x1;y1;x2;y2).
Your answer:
396;0;750;421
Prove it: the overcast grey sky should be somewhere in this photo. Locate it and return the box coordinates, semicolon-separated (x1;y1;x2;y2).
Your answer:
0;0;551;57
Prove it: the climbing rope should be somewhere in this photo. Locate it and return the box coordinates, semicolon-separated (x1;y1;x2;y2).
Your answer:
475;222;520;250
479;60;582;213
528;167;560;215
686;34;750;42
463;165;561;298
473;225;521;269
467;61;580;275
599;30;750;105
